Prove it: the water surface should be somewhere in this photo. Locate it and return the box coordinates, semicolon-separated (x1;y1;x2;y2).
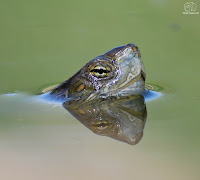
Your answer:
0;0;200;180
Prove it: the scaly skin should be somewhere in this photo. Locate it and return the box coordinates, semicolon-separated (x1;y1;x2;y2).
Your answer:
49;44;146;102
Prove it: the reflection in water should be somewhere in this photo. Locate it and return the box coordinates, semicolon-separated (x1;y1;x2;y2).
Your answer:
63;95;147;145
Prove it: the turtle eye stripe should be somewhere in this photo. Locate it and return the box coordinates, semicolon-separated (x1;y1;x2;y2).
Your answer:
90;69;110;74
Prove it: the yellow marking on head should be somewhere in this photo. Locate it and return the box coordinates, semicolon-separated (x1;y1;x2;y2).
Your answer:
76;84;85;92
132;47;136;51
78;109;86;114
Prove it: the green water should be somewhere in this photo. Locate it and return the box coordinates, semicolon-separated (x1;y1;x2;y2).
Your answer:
0;0;200;180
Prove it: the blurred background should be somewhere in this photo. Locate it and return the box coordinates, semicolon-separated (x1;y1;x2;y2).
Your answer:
0;0;200;180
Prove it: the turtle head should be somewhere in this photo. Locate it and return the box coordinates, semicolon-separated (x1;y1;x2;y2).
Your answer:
50;44;146;102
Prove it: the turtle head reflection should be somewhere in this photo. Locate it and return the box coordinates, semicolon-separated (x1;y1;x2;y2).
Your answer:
63;95;147;145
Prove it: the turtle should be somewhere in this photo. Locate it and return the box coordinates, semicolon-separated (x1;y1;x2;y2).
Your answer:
41;44;160;145
43;43;148;103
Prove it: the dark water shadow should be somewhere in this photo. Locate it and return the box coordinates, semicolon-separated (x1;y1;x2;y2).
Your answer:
63;95;147;145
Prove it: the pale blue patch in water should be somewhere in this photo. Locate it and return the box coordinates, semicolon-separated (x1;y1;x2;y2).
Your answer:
5;93;16;96
143;89;162;101
38;92;74;104
2;89;162;104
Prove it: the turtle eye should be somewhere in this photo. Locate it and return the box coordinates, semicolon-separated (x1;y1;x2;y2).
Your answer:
90;66;111;78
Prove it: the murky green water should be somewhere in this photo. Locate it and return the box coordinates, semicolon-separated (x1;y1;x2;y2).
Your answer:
0;1;200;180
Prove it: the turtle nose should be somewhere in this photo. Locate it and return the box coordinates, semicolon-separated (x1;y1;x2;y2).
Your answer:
103;43;141;59
126;44;141;59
